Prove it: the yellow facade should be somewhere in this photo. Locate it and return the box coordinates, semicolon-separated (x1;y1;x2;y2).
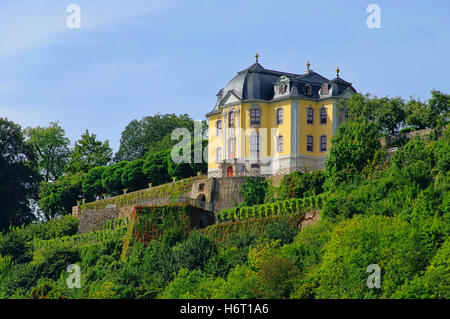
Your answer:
205;60;355;176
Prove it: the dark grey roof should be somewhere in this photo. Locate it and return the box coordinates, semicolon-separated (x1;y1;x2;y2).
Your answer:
206;62;356;116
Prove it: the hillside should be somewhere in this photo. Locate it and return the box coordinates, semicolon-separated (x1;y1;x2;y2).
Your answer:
0;127;448;299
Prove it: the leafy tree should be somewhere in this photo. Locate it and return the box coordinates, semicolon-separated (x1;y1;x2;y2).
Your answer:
0;118;40;231
33;246;79;280
424;90;449;129
258;256;300;299
67;130;112;174
173;232;217;271
142;150;171;186
115;113;195;162
405;99;429;130
315;215;431;298
121;159;148;192
38;173;84;219
25;122;71;182
168;139;208;179
325;118;381;189
101;161;128;195
394;237;450;298
338;93;406;136
278;170;326;200
239;177;268;207
0;230;32;263
82;166;106;200
376;97;406;136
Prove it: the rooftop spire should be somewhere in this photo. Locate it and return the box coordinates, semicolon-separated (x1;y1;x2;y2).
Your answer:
336;66;340;77
255;51;260;63
304;59;312;73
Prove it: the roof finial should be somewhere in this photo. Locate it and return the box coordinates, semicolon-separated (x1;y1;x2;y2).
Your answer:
255;51;260;63
336;66;340;78
306;60;311;72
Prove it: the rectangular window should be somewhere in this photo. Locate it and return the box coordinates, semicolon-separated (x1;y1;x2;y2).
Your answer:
320;107;327;124
277;136;283;152
250;134;260;155
307;107;314;124
250;109;261;126
307;135;313;152
276;108;283;125
320;136;327;152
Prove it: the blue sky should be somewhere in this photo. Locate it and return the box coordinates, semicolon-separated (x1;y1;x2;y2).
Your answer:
0;0;449;152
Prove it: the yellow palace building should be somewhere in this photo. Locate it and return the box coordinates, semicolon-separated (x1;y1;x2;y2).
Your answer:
206;54;356;177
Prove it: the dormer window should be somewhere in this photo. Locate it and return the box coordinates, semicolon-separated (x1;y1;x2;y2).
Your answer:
305;84;312;95
279;83;287;95
321;83;329;95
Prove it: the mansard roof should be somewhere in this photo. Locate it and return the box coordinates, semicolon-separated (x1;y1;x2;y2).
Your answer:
206;62;356;116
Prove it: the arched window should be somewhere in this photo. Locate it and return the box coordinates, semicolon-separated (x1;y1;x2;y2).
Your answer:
307;135;314;152
277;135;284;152
250;108;261;126
320;106;327;124
216;147;222;163
276;108;283;125
307;107;314;124
305;84;312;95
250;132;260;157
321;83;328;94
216;120;222;136
320;135;327;152
228;111;235;128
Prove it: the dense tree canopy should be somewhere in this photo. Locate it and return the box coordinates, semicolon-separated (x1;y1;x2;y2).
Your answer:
115;113;195;162
67;130;112;174
0;118;40;231
25;122;71;182
38;173;84;219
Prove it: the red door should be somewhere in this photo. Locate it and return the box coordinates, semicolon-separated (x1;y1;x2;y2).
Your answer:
227;166;233;177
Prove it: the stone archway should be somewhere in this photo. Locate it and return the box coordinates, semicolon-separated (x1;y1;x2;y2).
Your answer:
195;194;206;209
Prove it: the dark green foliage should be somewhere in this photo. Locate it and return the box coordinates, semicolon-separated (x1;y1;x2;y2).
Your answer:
0;118;40;230
34;246;80;280
26;215;79;241
239;177;268;206
115;113;195;162
173;232;217;271
82;166;106;200
0;263;40;298
0;230;32;263
102;161;128;195
278;170;326;200
121;159;148;192
258;256;300;299
38;173;84;218
263;219;298;245
325;118;381;189
143;150;171;186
